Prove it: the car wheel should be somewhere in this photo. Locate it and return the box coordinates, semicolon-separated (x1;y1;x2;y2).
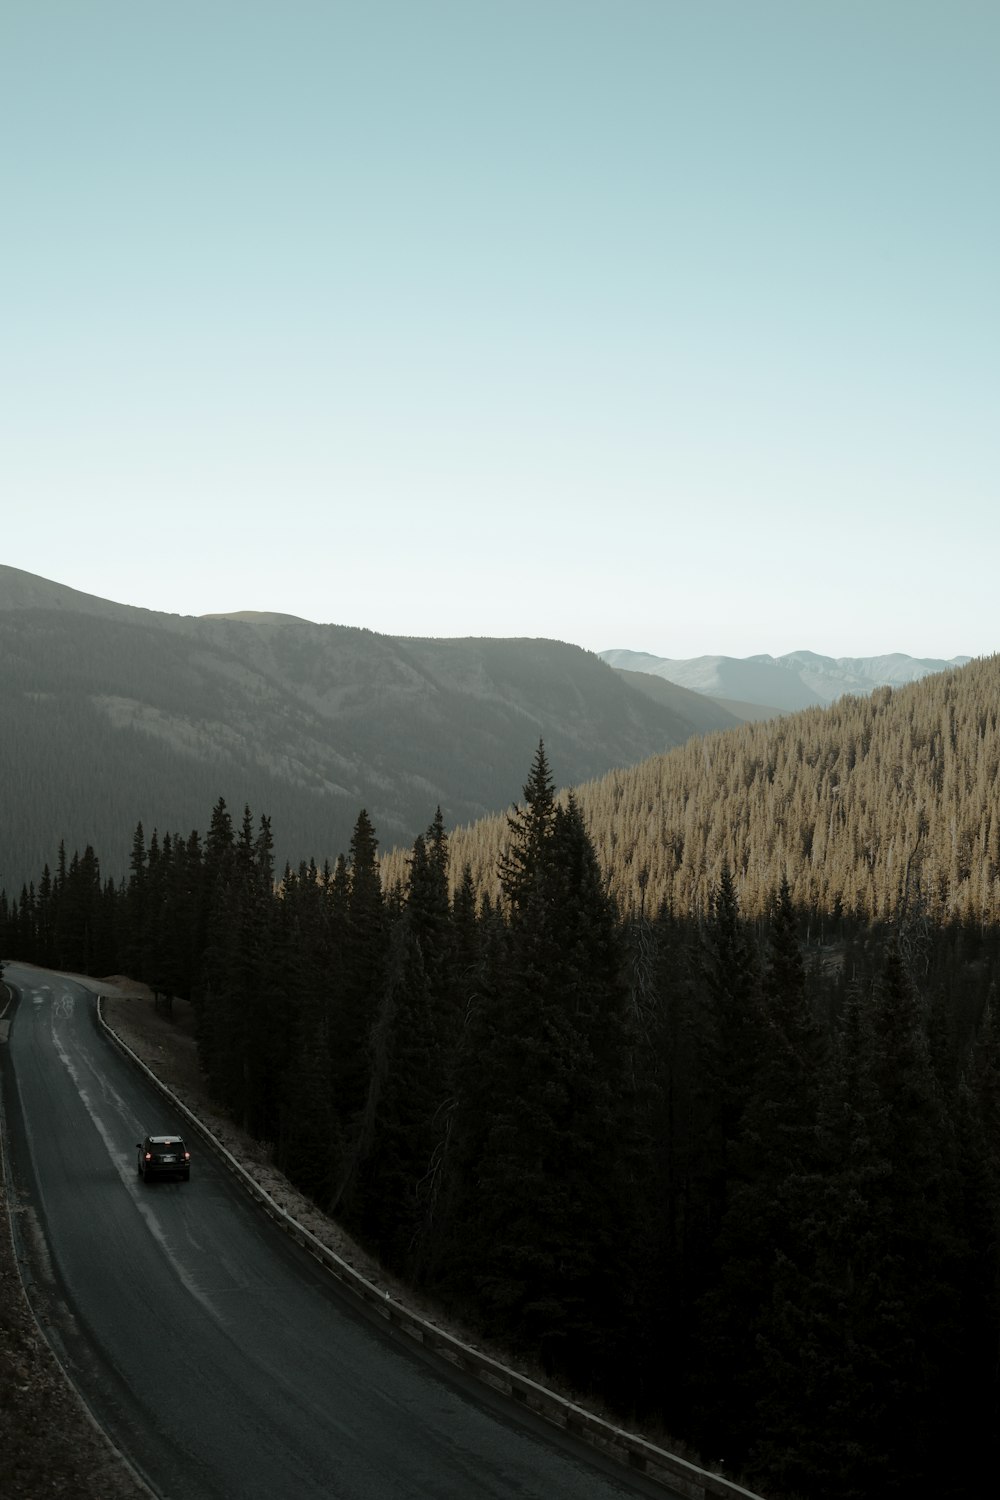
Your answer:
181;1171;190;1181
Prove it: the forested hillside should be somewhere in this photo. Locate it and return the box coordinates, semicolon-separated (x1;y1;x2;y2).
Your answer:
418;654;1000;925
0;565;736;891
3;733;998;1499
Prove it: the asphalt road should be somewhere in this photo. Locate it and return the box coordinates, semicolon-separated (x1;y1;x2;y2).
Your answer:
1;963;665;1500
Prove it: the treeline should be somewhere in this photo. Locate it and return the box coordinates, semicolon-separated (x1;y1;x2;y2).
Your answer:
2;744;999;1498
0;683;350;895
417;655;1000;926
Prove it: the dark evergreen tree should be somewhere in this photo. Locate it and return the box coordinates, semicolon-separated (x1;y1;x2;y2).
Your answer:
697;876;825;1470
496;740;557;914
700;864;762;1161
191;799;239;1107
750;937;964;1497
273;864;341;1206
52;845;104;973
16;884;37;964
351;826;457;1269
329;810;386;1195
34;864;55;962
957;988;1000;1456
343;813;460;1266
121;821;148;979
834;937;964;1496
688;866;763;1303
448;752;634;1392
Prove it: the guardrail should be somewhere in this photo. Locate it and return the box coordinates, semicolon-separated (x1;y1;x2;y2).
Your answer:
98;997;765;1500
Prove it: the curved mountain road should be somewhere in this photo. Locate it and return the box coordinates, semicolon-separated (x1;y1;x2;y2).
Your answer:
1;964;669;1500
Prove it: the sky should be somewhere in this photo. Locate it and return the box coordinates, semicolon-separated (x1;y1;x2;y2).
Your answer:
2;1;997;662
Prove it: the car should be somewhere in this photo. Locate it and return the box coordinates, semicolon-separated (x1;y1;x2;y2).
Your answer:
137;1134;191;1182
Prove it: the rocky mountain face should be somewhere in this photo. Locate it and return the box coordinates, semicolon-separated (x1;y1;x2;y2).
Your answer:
0;566;737;892
599;646;972;712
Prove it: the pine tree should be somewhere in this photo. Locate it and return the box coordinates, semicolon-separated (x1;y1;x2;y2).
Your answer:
329;810;387;1194
750;937;964;1496
957;989;1000;1457
272;865;341;1206
844;938;963;1494
497;740;557;917
447;753;634;1391
52;845;103;973
697;876;825;1470
191;799;242;1111
350;815;460;1271
34;864;54;962
121;821;148;978
697;863;762;1247
232;812;285;1141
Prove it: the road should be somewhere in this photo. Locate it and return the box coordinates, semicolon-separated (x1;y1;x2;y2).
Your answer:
0;963;665;1500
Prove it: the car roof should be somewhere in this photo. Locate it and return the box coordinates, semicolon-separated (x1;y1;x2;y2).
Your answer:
147;1134;185;1142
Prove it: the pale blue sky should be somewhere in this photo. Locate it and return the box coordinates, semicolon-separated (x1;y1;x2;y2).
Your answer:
3;1;997;659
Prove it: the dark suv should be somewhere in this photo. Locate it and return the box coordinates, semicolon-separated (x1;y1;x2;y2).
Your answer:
137;1134;191;1182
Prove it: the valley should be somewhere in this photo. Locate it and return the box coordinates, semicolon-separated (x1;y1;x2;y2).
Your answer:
2;568;998;1500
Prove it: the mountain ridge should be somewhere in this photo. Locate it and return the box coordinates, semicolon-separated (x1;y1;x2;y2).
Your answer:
0;566;731;891
599;646;973;710
2;564;977;895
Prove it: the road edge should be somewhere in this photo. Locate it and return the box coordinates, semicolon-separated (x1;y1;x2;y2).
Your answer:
0;978;160;1500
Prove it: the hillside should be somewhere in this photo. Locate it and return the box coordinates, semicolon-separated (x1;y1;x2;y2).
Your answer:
416;654;999;924
0;566;733;892
611;667;743;732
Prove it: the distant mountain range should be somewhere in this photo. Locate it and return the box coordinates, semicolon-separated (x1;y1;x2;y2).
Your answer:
0;566;737;892
599;648;972;714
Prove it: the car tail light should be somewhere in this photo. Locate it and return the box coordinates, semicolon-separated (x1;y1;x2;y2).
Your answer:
184;1152;190;1161
144;1152;152;1161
